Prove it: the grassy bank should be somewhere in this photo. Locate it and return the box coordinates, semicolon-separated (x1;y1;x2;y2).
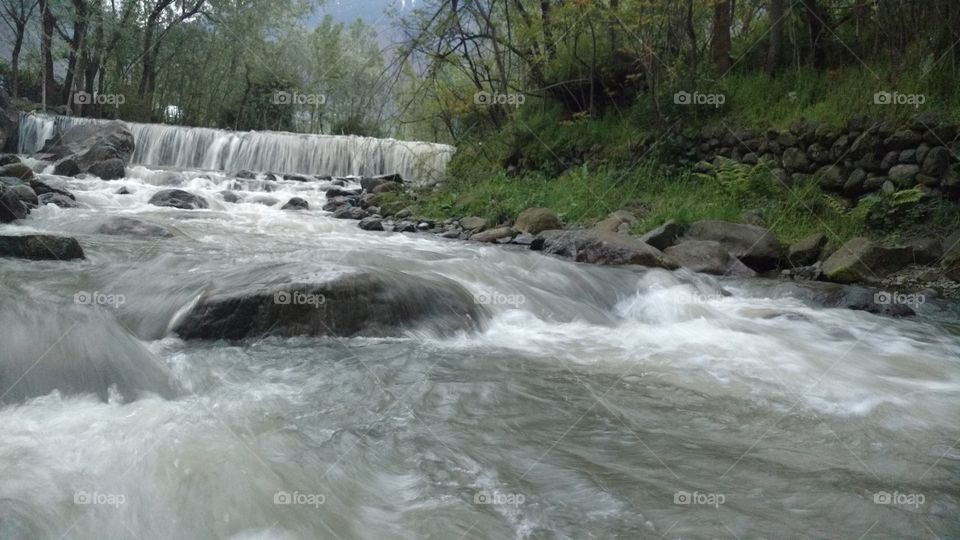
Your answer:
413;64;960;245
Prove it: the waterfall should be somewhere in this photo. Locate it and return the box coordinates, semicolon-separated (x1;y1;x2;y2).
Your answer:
17;113;455;182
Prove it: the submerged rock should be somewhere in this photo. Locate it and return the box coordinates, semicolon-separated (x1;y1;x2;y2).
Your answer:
148;189;209;210
175;270;486;340
0;234;84;260
38;193;80;208
95;216;173;238
87;158;126;180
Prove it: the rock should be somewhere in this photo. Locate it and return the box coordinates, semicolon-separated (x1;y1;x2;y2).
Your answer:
6;183;38;208
0;184;28;222
281;197;309;210
880;150;901;170
638;220;686;250
740;209;765;226
86;158;126;180
116;187;132;195
29;178;75;200
95;216;173;238
593;210;638;235
0;234;84;260
360;174;402;193
358;217;384;231
920;146;952;178
512;233;536;245
459;216;488;231
899;148;917;164
908;238;942;264
394;220;417;232
235;170;257;179
372;182;401;194
53;158;81;177
326;187;360;198
664;240;756;276
843;169;868;196
471;227;516;243
821;237;913;283
148;189;210;210
175;271;485;340
38;192;80;208
379;201;406;217
333;206;368;220
0;162;34;180
816;165;846;191
514;208;562;234
881;180;896;194
0;154;19;166
283;174;312;182
684;220;783;270
36;120;134;170
768;281;915;317
534;229;675;268
220;190;240;203
888;164;920;187
884;130;922;151
782;147;810;172
788;233;828;267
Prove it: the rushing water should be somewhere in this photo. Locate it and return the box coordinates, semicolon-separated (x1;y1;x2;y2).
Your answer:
16;114;454;182
0;159;959;539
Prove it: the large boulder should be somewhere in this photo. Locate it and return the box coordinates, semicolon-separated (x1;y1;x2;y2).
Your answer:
148;189;209;210
821;237;912;283
86;158;126;180
0;234;84;260
533;229;675;268
459;216;488;231
38;193;80;208
663;240;756;276
0;184;28;222
175;270;485;340
514;207;562;234
683;220;783;270
0;162;34;180
35;120;135;172
638;220;686;250
787;233;828;267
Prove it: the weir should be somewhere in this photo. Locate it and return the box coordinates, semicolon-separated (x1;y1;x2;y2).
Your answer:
17;113;454;181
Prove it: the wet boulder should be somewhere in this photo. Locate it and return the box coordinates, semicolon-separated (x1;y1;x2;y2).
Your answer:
281;197;309;210
333;206;368;220
514;207;562;235
0;184;28;222
534;229;675;269
220;190;241;203
35;120;134;171
663;240;756;276
0;162;34;180
684;220;784;271
38;193;80;208
95;216;173;238
86;158;126;180
0;234;84;260
358;216;384;231
821;237;912;284
53;158;82;177
175;270;486;340
148;189;209;210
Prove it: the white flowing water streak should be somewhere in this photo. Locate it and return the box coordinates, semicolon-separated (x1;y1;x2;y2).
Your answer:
17;113;455;182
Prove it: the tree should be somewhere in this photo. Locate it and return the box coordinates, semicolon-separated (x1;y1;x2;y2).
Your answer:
711;0;733;73
765;0;784;74
0;0;38;98
38;0;58;108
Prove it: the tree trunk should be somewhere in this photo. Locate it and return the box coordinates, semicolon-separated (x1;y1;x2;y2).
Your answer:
10;28;24;98
39;0;57;108
711;0;733;74
765;0;784;74
803;0;830;69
